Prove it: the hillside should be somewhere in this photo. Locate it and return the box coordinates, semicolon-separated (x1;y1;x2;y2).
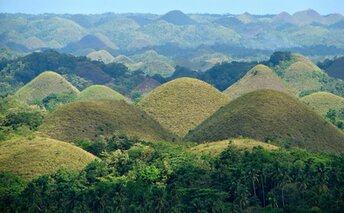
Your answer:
86;49;114;64
131;77;161;96
137;78;229;137
301;91;344;115
0;136;96;179
77;85;128;101
276;54;326;93
15;71;80;102
184;90;344;153
40;100;175;142
191;138;278;156
224;64;295;100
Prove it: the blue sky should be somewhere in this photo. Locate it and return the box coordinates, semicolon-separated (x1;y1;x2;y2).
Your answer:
0;0;343;15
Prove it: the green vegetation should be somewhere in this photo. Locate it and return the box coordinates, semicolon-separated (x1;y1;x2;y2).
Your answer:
40;92;77;111
185;90;344;153
0;136;96;179
14;71;79;102
2;141;344;212
40;100;176;142
77;85;128;101
318;56;344;80
224;64;296;100
138;78;229;136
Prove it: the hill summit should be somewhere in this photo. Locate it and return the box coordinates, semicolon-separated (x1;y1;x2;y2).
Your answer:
159;10;196;25
184;90;344;153
301;91;344;116
137;77;229;137
15;71;79;102
224;64;295;100
40;100;175;142
77;85;128;101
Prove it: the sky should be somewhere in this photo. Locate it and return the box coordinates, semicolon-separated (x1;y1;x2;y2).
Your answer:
0;0;343;15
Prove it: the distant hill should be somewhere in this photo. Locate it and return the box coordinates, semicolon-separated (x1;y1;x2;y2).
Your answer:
159;10;196;25
301;91;344;116
184;90;344;153
318;56;344;80
131;50;175;77
77;85;128;101
293;9;323;25
224;64;295;100
131;77;161;96
87;50;114;64
0;136;96;179
62;34;117;54
275;54;326;93
40;100;175;142
191;138;278;156
15;71;79;102
137;78;229;137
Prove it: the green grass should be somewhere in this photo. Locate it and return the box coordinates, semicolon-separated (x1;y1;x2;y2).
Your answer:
15;71;80;102
77;85;129;102
137;77;229;137
0;136;96;180
301;91;344;116
184;89;344;153
40;100;176;142
190;138;279;156
224;64;296;100
86;50;115;64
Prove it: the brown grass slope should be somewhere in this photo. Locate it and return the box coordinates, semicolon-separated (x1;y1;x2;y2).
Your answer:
15;71;79;102
77;85;128;102
87;50;115;64
184;90;344;153
40;100;175;142
137;77;229;137
281;54;325;93
0;136;96;179
224;64;296;100
301;91;344;116
191;138;278;156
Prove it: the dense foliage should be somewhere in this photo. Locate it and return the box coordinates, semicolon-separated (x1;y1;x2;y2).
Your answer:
1;139;344;213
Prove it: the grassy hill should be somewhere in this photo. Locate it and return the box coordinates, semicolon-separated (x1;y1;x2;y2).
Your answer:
15;71;80;102
184;90;344;153
0;136;96;179
40;100;175;142
276;54;325;93
77;85;128;101
191;138;278;156
224;64;296;100
87;50;114;64
301;91;344;115
137;78;229;137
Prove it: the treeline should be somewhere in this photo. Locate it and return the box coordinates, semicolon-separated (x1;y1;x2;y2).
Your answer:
1;134;344;212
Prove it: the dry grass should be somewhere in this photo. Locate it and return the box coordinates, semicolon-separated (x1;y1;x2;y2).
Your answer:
77;85;129;102
301;91;344;116
185;89;344;153
87;50;115;64
0;136;96;179
224;64;296;100
40;100;176;142
190;138;278;156
137;77;229;137
15;71;79;102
